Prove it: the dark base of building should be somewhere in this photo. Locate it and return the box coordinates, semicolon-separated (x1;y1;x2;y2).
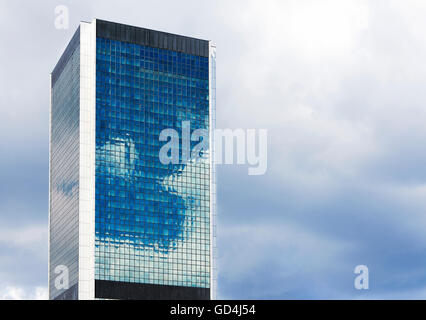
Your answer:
53;284;78;300
95;280;210;300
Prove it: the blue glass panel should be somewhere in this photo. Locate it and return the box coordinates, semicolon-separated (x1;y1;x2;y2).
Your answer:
95;37;210;288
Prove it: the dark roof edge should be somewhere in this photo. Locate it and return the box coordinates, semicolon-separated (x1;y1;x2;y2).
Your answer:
96;19;210;57
51;26;80;88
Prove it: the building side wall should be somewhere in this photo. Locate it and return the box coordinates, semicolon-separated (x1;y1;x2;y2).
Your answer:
49;31;81;300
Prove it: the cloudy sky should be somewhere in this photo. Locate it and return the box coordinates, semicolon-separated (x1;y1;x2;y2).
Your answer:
2;0;426;299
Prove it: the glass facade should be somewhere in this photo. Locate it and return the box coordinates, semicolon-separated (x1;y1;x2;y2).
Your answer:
49;29;80;299
94;37;211;289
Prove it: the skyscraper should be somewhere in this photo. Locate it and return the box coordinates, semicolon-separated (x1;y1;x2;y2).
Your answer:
49;19;216;300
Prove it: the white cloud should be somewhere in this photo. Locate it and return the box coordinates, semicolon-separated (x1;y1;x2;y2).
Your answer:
0;286;48;300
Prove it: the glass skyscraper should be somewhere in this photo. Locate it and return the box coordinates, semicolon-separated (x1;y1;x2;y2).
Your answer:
49;19;216;300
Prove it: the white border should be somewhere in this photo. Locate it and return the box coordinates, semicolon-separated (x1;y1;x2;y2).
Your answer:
208;42;217;300
78;20;96;300
48;74;52;300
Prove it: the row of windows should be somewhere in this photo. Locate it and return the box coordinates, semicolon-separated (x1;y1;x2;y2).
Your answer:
97;70;208;88
97;38;206;59
96;85;208;99
95;223;210;232
97;49;208;67
96;180;210;189
95;168;210;177
96;260;210;266
95;209;210;218
96;76;208;95
96;108;209;119
97;97;208;110
96;181;210;190
97;60;208;80
96;202;208;212
95;171;209;181
96;85;208;98
96;96;206;113
95;225;209;232
95;252;210;259
96;275;209;288
97;48;208;67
